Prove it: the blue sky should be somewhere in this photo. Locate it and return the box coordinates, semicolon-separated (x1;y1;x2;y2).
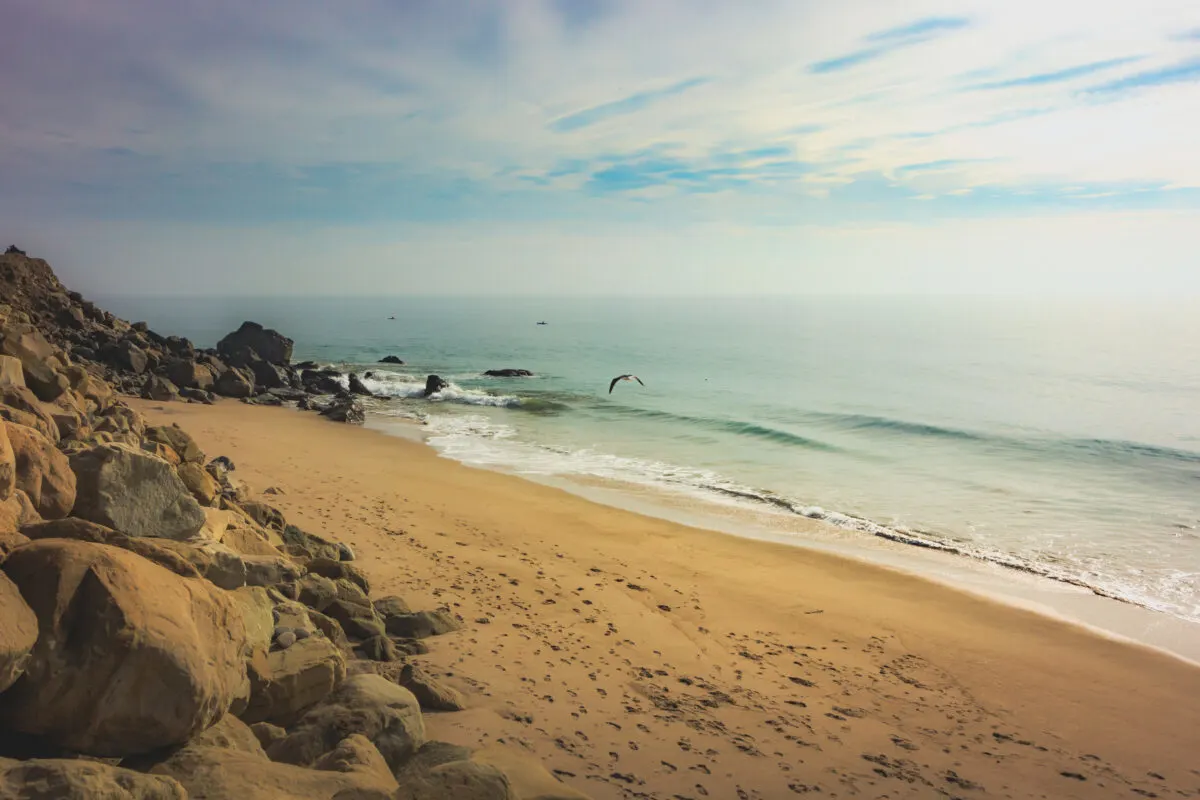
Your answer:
2;0;1198;295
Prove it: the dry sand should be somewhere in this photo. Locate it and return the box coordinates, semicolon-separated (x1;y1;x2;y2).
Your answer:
133;399;1200;800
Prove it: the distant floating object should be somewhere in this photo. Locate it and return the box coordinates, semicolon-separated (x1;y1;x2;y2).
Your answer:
388;316;396;320
536;321;548;325
608;374;645;394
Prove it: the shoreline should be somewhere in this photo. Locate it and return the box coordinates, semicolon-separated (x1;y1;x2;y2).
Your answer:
369;414;1200;665
133;397;1200;800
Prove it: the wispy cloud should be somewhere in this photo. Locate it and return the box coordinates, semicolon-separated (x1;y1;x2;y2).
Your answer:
1086;58;1200;94
550;77;710;132
809;16;970;74
1174;28;1200;41
970;57;1141;90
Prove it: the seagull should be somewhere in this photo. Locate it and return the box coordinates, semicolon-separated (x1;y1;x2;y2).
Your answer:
609;374;644;394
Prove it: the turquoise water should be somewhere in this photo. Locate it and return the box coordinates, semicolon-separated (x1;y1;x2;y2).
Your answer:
98;295;1200;622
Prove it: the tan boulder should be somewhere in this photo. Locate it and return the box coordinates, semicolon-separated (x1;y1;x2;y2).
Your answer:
0;757;186;800
0;417;13;500
474;745;591;800
266;673;426;772
241;634;347;726
396;756;512;800
166;359;216;391
223;520;282;557
230;585;276;657
70;443;205;539
0;539;249;756
0;355;24;388
0;571;37;693
0;385;60;443
93;401;146;441
0;530;30;559
145;424;205;464
398;663;466;712
142;440;182;466
0;490;40;534
179;461;220;505
20;517;203;579
0;323;70;401
6;421;75;519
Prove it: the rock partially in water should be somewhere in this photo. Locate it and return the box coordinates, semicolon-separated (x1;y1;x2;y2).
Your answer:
423;375;449;397
483;369;533;377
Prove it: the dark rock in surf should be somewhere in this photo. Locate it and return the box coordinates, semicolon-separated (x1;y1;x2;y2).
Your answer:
347;373;373;397
483;369;533;378
378;356;404;365
319;397;364;425
300;369;342;396
423;375;448;397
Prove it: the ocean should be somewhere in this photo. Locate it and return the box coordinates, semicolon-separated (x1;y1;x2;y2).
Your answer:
97;294;1200;625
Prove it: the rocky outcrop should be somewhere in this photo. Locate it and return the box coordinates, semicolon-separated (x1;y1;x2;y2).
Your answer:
0;572;37;694
215;366;255;398
242;634;347;726
0;419;14;501
423;374;449;397
0;757;187;799
348;372;373;396
483;369;533;377
5;422;75;519
378;355;404;364
70;443;206;539
218;321;294;366
0;540;249;756
319;396;365;425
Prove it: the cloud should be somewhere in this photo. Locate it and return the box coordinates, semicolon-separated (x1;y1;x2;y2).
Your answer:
549;77;710;132
809;16;970;74
1086;58;1200;94
970;56;1141;89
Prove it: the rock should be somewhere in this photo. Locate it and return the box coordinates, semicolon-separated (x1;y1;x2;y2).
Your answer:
324;599;386;641
395;758;513;800
166;359;215;390
384;609;462;640
251;721;287;751
281;525;345;561
148;743;396;799
0;757;187;799
0;539;249;756
141;375;179;401
180;386;215;404
241;634;347;726
146;424;205;464
93;402;146;442
177;461;220;505
398;663;466;712
335;577;371;607
298;573;338;612
378;355;404;364
348;373;373;396
244;554;302;587
306;609;352;653
308;557;371;594
355;635;401;663
0;490;40;534
19;517;203;580
249;359;288;390
218;322;294;365
6;421;76;519
276;630;297;649
338;541;355;561
0;323;70;401
0;571;37;694
215;367;255;398
301;369;343;395
230;585;276;657
0;530;29;559
373;595;412;619
142;440;182;466
0;418;13;501
319;396;365;425
69;443;206;539
482;369;534;377
266;674;426;772
0;355;24;388
101;339;148;374
423;374;448;397
314;733;395;786
222;521;281;558
0;385;60;442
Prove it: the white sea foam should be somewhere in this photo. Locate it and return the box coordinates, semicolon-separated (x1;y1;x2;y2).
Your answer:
338;371;522;408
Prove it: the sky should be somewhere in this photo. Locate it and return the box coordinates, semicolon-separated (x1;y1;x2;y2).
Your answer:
2;0;1199;296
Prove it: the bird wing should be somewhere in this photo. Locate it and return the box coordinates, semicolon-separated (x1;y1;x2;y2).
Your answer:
609;376;620;394
634;376;644;386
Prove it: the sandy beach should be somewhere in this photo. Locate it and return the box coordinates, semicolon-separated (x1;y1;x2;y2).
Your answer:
132;398;1200;800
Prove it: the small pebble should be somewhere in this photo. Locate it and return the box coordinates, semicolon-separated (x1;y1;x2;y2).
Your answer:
293;628;311;640
276;631;297;649
273;626;291;640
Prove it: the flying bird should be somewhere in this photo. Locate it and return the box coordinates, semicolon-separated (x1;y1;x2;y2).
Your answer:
609;374;644;394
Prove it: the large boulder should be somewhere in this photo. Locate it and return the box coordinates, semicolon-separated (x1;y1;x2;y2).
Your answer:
319;396;365;425
19;517;203;579
0;323;69;401
249;360;288;390
165;359;215;391
101;339;148;374
348;373;373;396
0;757;186;799
0;355;24;388
301;369;343;395
378;355;404;364
0;571;37;694
482;369;533;377
423;374;448;397
70;443;206;539
0;490;39;534
383;609;462;640
215;367;255;398
218;321;294;365
177;461;220;505
93;402;146;443
145;424;205;464
141;375;180;402
266;673;426;772
0;385;60;443
0;419;13;500
0;540;250;756
241;634;347;726
5;421;75;519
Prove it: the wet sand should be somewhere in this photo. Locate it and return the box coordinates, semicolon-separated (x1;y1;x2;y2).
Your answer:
133;399;1200;800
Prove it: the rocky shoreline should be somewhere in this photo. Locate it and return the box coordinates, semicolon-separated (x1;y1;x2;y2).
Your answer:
0;250;587;799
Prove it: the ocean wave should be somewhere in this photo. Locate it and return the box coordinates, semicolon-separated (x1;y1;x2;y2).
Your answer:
603;406;841;452
341;371;523;408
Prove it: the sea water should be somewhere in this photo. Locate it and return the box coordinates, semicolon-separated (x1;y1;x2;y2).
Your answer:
98;294;1200;624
